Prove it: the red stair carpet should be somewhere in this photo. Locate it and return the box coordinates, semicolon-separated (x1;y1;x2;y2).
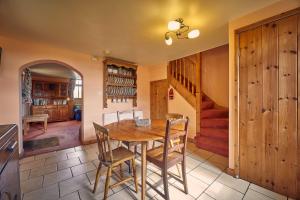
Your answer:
194;95;229;157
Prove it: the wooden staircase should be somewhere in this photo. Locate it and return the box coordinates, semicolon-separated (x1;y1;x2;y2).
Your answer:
167;53;200;110
168;52;229;157
195;95;229;157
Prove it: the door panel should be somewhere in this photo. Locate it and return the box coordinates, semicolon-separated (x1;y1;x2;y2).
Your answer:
238;14;299;198
150;80;168;120
277;15;298;196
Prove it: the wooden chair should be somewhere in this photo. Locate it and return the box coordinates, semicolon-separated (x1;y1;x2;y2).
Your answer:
117;110;134;121
103;112;118;125
117;110;139;153
133;110;144;119
152;113;184;149
92;122;138;200
146;117;189;200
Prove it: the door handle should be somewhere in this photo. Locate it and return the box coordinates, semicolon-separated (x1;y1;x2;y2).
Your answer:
6;141;17;152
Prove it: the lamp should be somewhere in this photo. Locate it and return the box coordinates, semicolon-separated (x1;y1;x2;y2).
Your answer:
164;18;200;45
165;34;173;45
168;20;181;31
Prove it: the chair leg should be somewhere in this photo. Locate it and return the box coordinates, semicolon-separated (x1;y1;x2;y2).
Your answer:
131;158;138;193
93;162;102;193
181;159;188;194
127;145;132;173
134;145;137;155
104;167;112;200
119;163;123;179
162;169;170;200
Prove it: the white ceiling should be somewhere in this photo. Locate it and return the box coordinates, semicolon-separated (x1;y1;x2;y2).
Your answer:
29;63;81;79
0;0;279;65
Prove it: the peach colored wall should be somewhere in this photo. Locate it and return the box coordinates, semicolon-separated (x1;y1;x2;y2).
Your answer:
168;86;197;138
148;64;167;81
0;36;150;153
202;45;229;107
228;0;300;169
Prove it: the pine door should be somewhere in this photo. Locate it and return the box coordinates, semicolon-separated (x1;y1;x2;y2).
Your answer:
150;79;168;120
238;14;299;198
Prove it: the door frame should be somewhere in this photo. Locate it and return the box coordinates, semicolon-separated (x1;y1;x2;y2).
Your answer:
19;60;84;155
150;79;168;120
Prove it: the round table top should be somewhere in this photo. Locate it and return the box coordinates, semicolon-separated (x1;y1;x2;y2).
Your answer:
104;119;167;142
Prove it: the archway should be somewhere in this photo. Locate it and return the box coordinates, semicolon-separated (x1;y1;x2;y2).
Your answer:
19;60;84;156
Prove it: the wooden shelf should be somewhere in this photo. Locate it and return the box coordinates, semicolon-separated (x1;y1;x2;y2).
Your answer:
103;57;138;108
108;73;136;79
107;83;137;88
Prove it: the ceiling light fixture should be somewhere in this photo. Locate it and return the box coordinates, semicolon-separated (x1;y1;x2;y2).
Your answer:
164;18;200;45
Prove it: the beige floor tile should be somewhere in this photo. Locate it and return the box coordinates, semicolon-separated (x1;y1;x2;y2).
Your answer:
189;166;219;184
152;185;195;200
110;185;154;200
59;191;80;200
20;159;45;171
44;154;68;165
249;184;287;200
20;170;30;181
21;176;43;193
20;156;35;164
186;156;202;171
66;150;85;159
173;174;209;198
57;157;81;170
56;147;75;155
200;160;227;175
34;151;57;160
23;184;59;200
75;145;84;152
78;184;114;200
244;189;274;200
59;174;91;196
197;193;215;200
71;162;96;176
43;168;72;186
86;168;107;184
79;152;99;163
205;181;243;200
216;173;249;194
30;163;57;178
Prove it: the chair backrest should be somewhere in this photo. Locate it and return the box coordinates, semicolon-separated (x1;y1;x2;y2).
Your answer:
117;110;134;121
93;122;113;164
163;117;189;164
133;110;144;119
103;112;118;125
165;113;184;120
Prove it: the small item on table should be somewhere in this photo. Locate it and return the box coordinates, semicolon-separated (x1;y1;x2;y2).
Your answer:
135;118;151;127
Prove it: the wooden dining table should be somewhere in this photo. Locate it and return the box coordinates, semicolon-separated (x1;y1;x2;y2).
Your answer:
104;119;169;200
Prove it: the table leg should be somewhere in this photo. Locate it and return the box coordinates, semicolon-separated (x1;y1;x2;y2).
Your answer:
141;142;147;200
44;119;48;132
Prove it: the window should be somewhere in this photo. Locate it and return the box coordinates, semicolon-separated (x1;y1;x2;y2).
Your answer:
73;79;82;98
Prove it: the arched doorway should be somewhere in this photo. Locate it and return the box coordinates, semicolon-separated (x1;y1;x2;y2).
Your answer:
19;60;84;156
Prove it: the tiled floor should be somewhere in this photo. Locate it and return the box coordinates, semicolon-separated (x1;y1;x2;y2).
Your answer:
20;142;292;200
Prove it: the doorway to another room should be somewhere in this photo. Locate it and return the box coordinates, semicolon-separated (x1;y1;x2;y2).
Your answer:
21;62;83;156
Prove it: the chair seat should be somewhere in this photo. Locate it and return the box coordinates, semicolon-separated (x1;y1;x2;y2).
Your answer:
102;147;135;166
146;146;183;169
